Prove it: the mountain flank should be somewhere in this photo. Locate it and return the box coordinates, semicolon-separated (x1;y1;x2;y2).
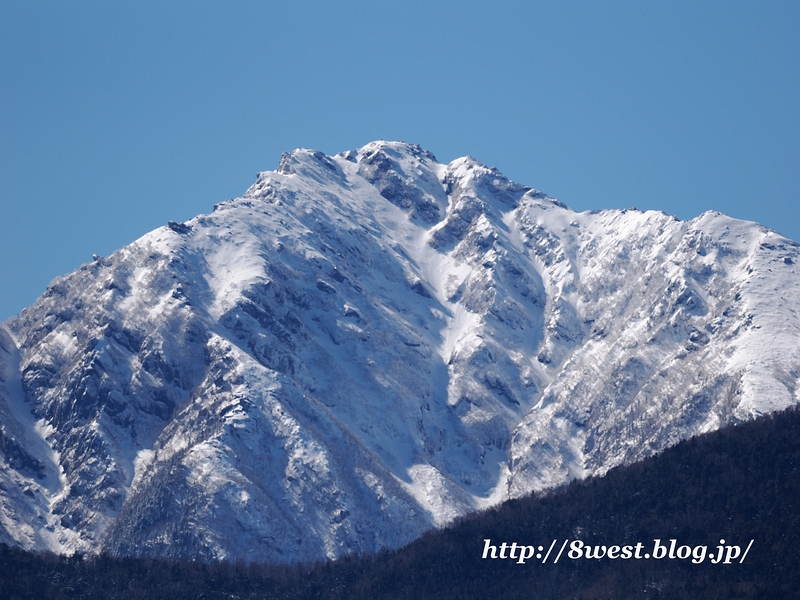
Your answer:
1;405;798;599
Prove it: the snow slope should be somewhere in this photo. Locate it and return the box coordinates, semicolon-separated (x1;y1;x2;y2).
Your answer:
0;141;797;562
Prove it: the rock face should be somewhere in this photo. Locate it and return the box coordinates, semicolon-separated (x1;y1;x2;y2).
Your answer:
0;141;798;563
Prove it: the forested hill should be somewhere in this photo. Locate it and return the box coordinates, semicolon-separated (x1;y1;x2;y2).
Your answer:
1;404;799;599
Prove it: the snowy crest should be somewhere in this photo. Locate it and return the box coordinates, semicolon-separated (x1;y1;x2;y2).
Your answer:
0;141;797;563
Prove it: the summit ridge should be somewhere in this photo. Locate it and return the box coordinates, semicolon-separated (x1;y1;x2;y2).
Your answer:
0;141;797;563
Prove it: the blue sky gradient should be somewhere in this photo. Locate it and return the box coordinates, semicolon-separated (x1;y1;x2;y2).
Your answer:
1;1;798;320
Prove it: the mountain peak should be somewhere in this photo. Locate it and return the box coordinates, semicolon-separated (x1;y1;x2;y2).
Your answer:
0;141;797;563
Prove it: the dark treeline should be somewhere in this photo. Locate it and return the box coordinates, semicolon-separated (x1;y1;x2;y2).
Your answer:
2;405;799;599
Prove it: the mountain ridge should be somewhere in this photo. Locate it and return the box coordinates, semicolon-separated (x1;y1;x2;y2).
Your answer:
0;141;797;563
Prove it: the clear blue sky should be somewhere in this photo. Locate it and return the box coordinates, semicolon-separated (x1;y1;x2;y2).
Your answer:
1;1;798;321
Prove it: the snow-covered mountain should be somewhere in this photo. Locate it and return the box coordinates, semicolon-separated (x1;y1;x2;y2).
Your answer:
1;141;798;563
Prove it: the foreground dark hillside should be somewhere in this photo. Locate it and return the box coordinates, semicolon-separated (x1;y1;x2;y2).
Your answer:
1;405;799;599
